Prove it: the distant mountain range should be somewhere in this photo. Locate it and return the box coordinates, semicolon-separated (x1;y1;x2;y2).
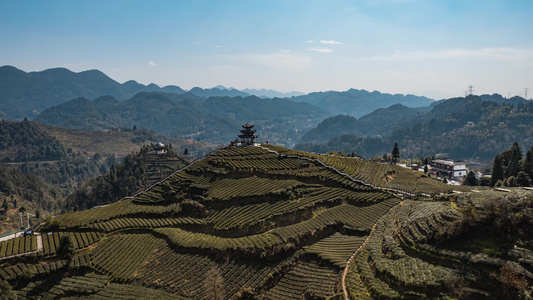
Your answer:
0;66;437;122
0;66;307;120
291;89;435;118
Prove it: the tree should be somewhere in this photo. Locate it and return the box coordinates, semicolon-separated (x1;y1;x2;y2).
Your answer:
505;142;522;178
463;171;478;186
491;154;505;187
57;235;75;258
524;145;533;179
204;266;224;300
1;198;8;214
391;143;400;164
505;176;518;187
183;148;189;156
424;165;428;175
516;171;532;187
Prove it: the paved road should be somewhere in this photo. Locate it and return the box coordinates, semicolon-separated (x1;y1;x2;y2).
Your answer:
0;230;25;242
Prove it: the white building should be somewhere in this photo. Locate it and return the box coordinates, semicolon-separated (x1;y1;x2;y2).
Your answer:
431;159;468;180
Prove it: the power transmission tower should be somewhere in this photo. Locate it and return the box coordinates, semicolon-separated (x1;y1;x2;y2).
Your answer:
467;85;474;96
525;88;529;100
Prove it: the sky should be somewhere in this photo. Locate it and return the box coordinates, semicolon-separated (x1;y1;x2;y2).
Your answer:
1;0;532;100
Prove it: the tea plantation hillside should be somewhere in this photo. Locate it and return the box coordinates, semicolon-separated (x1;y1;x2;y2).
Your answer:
346;189;533;299
0;145;481;299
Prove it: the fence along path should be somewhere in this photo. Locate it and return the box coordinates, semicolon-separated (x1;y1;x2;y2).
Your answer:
257;145;425;198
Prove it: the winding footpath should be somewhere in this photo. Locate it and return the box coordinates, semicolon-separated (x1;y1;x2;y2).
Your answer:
341;223;377;299
256;145;419;300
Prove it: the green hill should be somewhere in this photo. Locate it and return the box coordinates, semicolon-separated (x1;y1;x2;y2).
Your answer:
0;144;470;299
297;96;533;161
35;92;327;146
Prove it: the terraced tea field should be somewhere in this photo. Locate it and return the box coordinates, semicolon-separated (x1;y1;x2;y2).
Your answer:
1;145;472;299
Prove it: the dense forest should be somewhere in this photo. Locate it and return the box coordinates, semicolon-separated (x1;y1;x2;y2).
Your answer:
34;92;327;146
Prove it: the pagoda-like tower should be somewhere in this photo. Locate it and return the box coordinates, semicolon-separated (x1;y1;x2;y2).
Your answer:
238;122;259;145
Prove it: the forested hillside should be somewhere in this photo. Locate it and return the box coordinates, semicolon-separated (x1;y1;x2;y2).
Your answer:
291;88;434;118
64;143;188;212
35;92;327;146
0;120;102;192
297;96;533;161
0;120;211;235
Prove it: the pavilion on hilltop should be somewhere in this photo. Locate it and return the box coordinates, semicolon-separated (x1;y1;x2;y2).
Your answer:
236;122;259;146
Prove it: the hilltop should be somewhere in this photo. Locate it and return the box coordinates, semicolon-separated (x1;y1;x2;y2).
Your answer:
0;144;478;299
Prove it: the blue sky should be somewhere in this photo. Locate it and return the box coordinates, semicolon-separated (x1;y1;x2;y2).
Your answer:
1;0;532;99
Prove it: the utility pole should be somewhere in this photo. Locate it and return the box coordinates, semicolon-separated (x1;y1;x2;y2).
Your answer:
19;213;24;230
27;213;36;229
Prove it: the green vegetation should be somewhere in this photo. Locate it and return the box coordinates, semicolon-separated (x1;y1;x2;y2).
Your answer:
0;235;37;258
64;143;188;211
1;144;529;299
347;190;533;299
297;96;533;161
35;92;326;146
491;142;533;187
0;144;418;299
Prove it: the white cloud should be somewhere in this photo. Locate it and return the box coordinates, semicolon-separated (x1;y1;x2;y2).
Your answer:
320;40;343;45
307;40;314;43
307;47;333;53
215;45;224;48
148;60;157;66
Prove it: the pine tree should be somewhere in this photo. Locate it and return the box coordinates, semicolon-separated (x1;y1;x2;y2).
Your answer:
492;154;505;187
505;142;522;178
391;143;400;164
524;145;533;180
